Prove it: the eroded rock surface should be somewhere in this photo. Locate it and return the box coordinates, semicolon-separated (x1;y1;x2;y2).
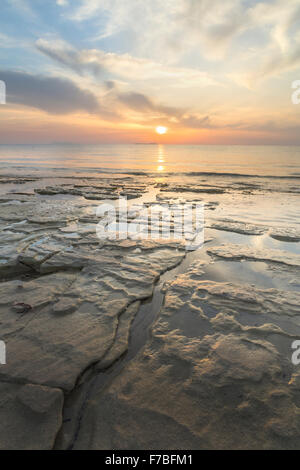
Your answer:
208;219;267;236
0;173;299;450
208;244;300;268
72;261;300;450
0;382;63;450
0;175;189;449
270;227;300;243
34;178;147;201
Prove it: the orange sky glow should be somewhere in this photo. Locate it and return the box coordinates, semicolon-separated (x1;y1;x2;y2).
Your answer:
1;0;300;145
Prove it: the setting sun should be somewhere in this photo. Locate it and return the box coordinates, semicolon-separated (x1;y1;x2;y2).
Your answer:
156;126;168;135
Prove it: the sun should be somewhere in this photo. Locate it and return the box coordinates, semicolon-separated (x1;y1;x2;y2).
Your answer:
156;126;168;135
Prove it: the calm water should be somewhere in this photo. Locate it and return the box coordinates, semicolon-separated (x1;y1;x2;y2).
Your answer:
0;144;299;177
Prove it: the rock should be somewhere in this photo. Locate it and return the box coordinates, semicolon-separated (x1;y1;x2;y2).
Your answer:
0;243;185;391
1;172;299;450
34;179;147;201
72;260;300;450
18;240;66;270
207;244;300;268
0;382;63;450
160;184;225;194
269;227;300;243
18;384;63;414
0;257;31;279
208;219;267;236
97;302;140;370
12;303;32;314
52;298;80;315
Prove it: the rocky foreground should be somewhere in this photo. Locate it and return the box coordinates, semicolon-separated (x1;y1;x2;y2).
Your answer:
0;174;300;449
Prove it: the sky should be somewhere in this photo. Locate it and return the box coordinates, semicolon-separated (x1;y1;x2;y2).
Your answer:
0;0;300;144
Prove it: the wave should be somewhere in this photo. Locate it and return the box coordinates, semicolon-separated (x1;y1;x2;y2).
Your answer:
178;171;300;179
1;165;300;179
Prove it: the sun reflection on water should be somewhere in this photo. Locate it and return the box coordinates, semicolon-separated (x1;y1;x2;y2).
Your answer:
157;146;166;172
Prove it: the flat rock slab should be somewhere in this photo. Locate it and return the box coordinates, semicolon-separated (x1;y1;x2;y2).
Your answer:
208;219;267;236
208;244;300;268
72;260;300;450
0;382;63;450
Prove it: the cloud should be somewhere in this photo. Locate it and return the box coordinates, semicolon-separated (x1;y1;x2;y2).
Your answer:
249;0;300;82
0;70;100;114
174;0;248;59
253;43;300;83
117;92;158;113
67;0;300;78
228;0;300;86
117;91;179;116
36;39;104;78
36;38;216;87
70;0;103;22
116;91;212;129
180;114;212;129
68;0;249;61
35;39;218;129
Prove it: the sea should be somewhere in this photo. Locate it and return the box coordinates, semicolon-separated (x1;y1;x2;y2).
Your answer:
0;144;299;177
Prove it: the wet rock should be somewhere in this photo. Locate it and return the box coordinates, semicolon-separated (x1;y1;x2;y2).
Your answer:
1;172;298;450
208;219;267;236
12;303;32;314
52;298;80;315
0;382;63;450
0;239;185;391
187;279;300;317
0;257;31;279
160;184;226;194
270;227;300;243
97;301;141;370
72;260;300;450
18;384;63;414
0;273;77;336
208;244;300;268
34;179;146;201
18;240;66;270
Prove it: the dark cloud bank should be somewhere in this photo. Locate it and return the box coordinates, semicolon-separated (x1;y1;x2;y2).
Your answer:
0;70;99;114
